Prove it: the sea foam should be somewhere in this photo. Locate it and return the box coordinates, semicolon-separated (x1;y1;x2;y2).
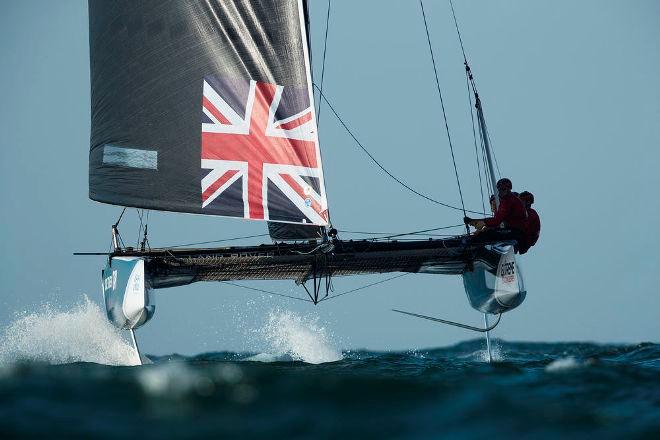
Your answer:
545;356;582;372
0;296;139;366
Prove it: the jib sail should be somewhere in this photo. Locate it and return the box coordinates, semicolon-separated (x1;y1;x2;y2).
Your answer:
88;0;329;227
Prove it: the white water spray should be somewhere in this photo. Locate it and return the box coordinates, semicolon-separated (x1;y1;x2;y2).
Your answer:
248;309;342;364
477;343;503;362
0;296;139;366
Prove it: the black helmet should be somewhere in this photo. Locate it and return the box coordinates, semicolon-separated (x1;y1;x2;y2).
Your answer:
496;178;512;191
520;191;534;205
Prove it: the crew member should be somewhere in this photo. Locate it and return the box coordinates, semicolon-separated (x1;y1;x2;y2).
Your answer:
519;191;540;252
469;194;497;231
464;178;527;251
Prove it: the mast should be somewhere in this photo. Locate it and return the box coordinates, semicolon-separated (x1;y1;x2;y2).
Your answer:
475;95;499;209
474;94;498;364
299;0;330;241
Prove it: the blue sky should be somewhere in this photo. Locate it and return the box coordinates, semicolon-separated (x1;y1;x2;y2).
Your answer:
1;0;659;354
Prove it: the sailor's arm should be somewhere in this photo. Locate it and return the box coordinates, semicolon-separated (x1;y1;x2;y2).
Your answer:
483;201;509;227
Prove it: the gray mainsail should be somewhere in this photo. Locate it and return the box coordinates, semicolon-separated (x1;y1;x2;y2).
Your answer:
89;0;329;227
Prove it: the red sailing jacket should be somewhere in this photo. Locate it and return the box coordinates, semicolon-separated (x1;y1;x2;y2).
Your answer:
484;193;527;232
525;207;541;246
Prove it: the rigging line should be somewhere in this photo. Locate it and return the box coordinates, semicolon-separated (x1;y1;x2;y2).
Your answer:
474;93;502;181
338;224;464;236
467;75;486;214
312;0;333;228
365;236;462;241
319;273;410;303
143;209;150;234
484;142;494;193
476;103;502;180
479;131;489;192
449;0;468;64
117;231;126;249
145;210;151;249
340;232;460;238
163;233;272;249
316;0;331;124
477;117;492;197
448;0;503;186
419;0;467;219
220;281;313;303
363;236;462;242
406;232;462;237
140;210;151;251
378;225;466;240
484;123;502;178
136;209;144;248
313;84;486;216
292;242;328;255
114;207;127;227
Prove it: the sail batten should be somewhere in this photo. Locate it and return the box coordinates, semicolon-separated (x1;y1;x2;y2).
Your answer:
88;0;329;227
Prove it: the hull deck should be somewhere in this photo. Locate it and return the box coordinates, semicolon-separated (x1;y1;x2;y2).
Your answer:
112;236;507;289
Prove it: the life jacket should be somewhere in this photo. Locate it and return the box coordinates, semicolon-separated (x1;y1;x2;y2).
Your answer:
525;207;541;247
484;192;527;233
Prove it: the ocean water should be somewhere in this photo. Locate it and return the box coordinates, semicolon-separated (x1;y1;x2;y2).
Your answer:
0;300;658;439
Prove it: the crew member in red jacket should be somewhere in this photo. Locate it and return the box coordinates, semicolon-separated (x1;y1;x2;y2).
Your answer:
464;178;528;251
519;191;540;253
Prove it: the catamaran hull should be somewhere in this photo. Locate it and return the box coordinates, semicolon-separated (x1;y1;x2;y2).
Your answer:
462;244;526;314
102;257;155;329
98;238;526;331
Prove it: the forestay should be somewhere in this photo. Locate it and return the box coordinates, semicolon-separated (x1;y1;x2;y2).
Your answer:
88;0;329;227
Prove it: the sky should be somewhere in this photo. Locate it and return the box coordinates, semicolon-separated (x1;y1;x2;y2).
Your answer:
1;0;659;355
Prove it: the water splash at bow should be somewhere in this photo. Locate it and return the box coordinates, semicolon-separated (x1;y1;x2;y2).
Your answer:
0;296;139;366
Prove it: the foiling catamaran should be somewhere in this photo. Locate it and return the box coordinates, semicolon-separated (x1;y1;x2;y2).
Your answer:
81;0;526;363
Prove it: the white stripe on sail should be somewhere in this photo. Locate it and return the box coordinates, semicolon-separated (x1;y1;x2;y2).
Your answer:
202;80;250;134
265;86;315;141
201;159;247;209
264;163;327;225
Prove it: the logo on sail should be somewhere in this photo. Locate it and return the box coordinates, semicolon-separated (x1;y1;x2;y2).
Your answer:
200;75;329;226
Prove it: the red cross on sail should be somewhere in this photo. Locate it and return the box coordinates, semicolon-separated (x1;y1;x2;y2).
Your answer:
201;77;329;225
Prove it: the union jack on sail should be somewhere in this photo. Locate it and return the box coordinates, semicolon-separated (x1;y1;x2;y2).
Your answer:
200;75;329;226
